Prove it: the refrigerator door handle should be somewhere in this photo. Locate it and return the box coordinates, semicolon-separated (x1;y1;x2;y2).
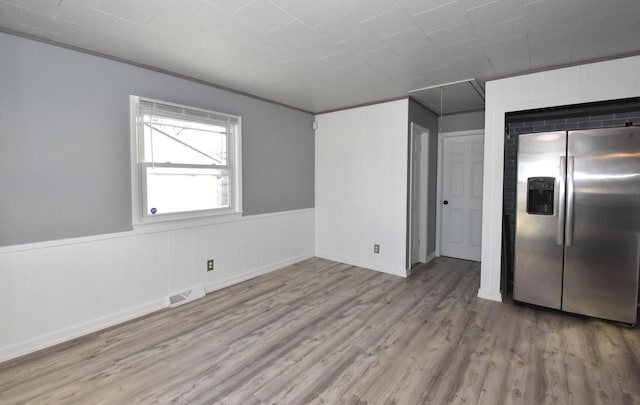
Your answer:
566;156;575;246
557;157;566;246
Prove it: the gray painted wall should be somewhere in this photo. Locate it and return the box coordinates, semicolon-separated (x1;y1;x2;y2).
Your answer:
408;99;439;256
0;33;314;247
441;110;484;133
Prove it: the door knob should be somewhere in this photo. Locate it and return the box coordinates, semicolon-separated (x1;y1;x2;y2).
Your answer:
443;200;449;205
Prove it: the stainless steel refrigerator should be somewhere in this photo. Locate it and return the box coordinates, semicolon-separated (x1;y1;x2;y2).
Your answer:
513;127;640;324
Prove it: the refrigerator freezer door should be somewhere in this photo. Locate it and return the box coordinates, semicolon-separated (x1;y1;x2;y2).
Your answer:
563;127;640;323
514;132;567;309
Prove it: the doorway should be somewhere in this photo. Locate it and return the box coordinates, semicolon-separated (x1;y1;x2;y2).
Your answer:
408;123;430;269
436;130;484;262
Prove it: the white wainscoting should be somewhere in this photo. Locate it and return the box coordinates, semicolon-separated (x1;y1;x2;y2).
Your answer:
0;208;314;363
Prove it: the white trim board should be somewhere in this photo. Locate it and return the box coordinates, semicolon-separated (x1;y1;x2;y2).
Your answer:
0;208;314;255
407;122;430;269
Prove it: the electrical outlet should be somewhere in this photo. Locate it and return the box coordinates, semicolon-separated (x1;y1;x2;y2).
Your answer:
207;259;214;271
374;244;380;254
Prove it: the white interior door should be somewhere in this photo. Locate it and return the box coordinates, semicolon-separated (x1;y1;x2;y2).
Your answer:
440;134;484;261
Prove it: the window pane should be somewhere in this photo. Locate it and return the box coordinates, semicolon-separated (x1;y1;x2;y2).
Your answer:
145;166;229;215
143;115;228;165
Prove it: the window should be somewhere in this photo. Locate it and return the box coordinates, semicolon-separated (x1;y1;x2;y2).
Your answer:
130;96;242;223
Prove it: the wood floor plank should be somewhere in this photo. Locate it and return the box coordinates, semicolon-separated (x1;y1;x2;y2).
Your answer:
0;256;638;405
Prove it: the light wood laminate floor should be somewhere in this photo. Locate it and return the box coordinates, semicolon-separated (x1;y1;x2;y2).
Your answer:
1;257;639;404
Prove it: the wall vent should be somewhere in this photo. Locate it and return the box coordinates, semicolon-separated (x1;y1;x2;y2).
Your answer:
167;284;205;308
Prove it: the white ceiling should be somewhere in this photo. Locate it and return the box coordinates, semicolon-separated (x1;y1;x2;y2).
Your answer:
1;0;639;113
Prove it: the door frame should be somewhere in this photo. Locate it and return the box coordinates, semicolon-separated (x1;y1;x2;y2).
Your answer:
436;129;485;257
407;123;430;271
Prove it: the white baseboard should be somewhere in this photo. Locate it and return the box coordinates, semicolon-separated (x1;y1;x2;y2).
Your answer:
425;252;436;264
477;288;503;302
315;251;407;278
0;299;166;364
205;251;315;294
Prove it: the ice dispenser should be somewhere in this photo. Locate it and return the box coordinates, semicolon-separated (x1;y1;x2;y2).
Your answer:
526;177;555;215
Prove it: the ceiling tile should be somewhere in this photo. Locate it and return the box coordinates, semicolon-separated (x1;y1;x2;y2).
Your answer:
234;0;295;33
315;13;364;42
268;20;323;47
302;36;343;58
95;0;161;25
52;4;117;34
361;7;416;39
428;21;476;48
466;0;524;30
349;74;407;95
397;43;448;71
438;38;484;60
189;28;243;57
339;33;385;56
529;47;572;69
412;1;471;34
458;0;497;11
491;58;531;76
2;0;60;15
145;0;204;15
415;65;461;87
338;0;399;22
357;46;404;67
571;37;640;62
333;62;379;78
483;34;528;66
385;69;428;90
582;0;639;21
528;31;575;53
146;9;204;40
321;49;361;69
280;55;322;71
190;5;236;30
448;53;495;78
380;27;429;53
204;0;252;13
578;10;639;44
16;7;60;34
269;0;296;7
525;14;579;44
523;0;581;24
396;0;454;16
475;16;526;45
282;0;347;27
33;17;97;50
375;59;418;77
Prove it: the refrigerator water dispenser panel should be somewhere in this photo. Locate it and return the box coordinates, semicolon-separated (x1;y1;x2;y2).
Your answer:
526;177;555;215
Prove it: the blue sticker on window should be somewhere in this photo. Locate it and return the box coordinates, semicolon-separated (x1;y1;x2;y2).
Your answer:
151;208;157;214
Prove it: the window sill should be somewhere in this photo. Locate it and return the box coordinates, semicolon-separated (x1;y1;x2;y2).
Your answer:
132;210;244;233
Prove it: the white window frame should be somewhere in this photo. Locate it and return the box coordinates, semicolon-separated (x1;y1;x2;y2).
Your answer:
130;95;243;225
